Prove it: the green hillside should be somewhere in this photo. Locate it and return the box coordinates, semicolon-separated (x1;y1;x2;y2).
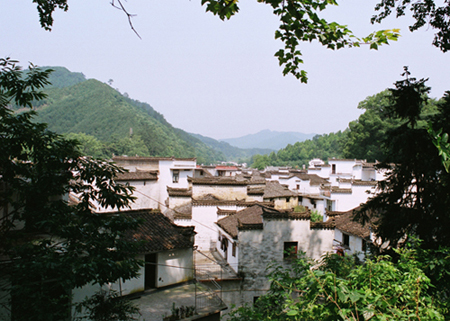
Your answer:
29;68;225;164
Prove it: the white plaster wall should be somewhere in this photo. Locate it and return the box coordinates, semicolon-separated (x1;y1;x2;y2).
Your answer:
247;195;264;202
273;197;298;210
300;197;326;214
168;196;191;208
114;159;159;172
335;185;375;212
332;184;374;212
159;160;196;210
216;229;239;273
308;167;330;178
237;219;334;291
375;168;387;181
173;218;193;226
156;248;194;288
126;180;159;210
335;229;366;261
353;165;362;180
192;184;248;200
94;179;160;212
192;205;220;250
338;180;352;189
329;160;356;175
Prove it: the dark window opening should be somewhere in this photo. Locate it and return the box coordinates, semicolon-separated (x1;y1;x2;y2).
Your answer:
343;234;350;247
172;170;179;183
284;242;298;259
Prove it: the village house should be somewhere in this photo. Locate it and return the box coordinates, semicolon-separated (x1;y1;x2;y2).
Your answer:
169;176;273;251
328;207;375;260
109;156;197;212
71;209;196;316
215;204;335;304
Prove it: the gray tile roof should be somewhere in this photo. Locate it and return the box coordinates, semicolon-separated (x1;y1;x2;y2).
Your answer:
167;187;192;197
333;207;371;239
263;181;298;198
189;177;248;186
123;209;195;253
216;205;265;238
116;171;158;181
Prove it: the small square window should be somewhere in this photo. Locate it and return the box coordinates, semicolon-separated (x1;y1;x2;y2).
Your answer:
284;242;298;259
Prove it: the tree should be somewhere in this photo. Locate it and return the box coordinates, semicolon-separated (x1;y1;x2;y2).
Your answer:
357;69;450;250
0;58;143;320
342;90;401;162
228;250;445;321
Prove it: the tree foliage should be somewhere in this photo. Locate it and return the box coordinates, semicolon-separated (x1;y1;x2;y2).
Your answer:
228;251;445;321
249;131;345;169
357;70;450;250
0;58;143;320
203;0;399;82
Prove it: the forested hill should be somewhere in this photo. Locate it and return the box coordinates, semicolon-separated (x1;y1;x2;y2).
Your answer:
248;89;441;169
29;67;225;164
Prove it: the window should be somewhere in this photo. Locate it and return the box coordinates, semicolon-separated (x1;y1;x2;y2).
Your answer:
283;242;298;259
172;170;179;183
232;242;236;257
343;233;350;247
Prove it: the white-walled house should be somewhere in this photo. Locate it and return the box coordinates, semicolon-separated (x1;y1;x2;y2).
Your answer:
95;170;160;212
215;204;335;301
263;181;298;210
328;207;374;260
73;210;195;297
110;156;197;212
72;209;195;320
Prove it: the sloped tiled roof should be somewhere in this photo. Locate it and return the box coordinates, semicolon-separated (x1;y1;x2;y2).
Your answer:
171;203;193;220
116;171;158;181
216;205;265;238
262;207;311;220
216;166;238;170
247;187;265;195
352;180;378;186
263;181;298;198
310;221;335;230
331;186;352;194
217;208;237;216
122;209;195;253
189;177;248;186
333;207;371;239
113;156;196;162
167;187;192;197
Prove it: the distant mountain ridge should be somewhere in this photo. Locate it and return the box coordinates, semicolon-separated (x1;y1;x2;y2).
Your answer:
220;129;317;150
191;133;273;162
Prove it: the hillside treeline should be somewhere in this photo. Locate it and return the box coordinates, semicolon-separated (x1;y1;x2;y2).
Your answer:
27;67;225;164
249;90;440;169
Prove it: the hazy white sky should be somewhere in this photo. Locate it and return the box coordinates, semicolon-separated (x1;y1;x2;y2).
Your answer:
1;0;449;139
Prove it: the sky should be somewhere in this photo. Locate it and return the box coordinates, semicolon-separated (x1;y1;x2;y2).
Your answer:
1;0;449;140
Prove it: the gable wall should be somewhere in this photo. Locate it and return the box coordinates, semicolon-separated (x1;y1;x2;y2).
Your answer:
192;185;247;200
237;219;334;291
